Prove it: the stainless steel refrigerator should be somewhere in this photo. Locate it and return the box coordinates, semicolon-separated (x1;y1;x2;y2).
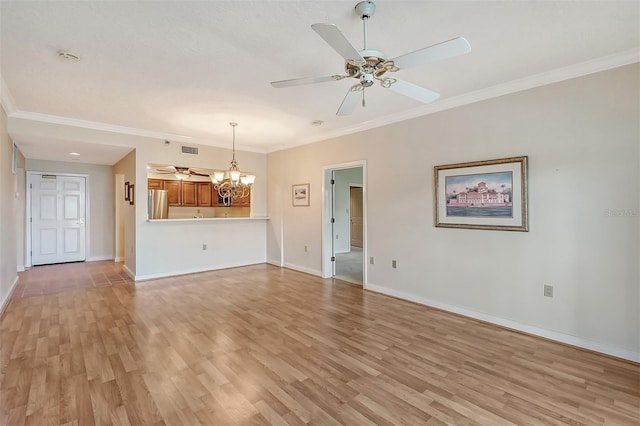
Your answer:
148;190;169;219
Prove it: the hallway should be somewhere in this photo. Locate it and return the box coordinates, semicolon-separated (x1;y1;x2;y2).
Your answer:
11;261;131;299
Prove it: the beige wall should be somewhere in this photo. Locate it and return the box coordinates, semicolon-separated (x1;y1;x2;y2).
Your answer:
25;159;116;262
113;150;137;274
267;64;640;360
0;105;19;311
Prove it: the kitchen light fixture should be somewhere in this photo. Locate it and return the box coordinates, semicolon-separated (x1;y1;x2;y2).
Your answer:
210;122;255;203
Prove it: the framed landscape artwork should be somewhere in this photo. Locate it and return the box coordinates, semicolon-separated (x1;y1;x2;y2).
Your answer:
292;183;310;207
434;156;528;231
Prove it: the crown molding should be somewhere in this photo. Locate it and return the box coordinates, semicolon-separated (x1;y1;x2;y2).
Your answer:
268;49;639;153
0;73;17;115
4;49;637;155
9;111;269;154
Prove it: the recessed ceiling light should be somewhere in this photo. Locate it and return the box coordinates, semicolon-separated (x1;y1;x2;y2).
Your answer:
69;152;80;156
311;120;323;126
58;50;81;61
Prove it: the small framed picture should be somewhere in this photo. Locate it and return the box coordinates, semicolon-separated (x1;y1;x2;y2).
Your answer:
129;184;135;205
292;183;310;207
124;181;130;201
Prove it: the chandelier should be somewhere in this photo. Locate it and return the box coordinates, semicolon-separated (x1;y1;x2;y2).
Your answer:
210;122;255;202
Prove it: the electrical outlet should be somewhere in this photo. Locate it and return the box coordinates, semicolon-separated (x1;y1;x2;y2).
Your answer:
304;245;308;252
370;257;374;265
544;284;553;298
202;244;207;250
392;260;397;269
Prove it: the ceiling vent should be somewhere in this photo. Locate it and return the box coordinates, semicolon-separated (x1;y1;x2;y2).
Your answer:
181;145;199;155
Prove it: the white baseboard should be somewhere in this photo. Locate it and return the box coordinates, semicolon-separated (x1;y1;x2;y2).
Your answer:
133;261;266;282
0;276;19;316
267;258;283;267
366;282;640;363
122;264;135;280
283;263;322;277
87;255;114;262
17;265;25;272
114;257;124;262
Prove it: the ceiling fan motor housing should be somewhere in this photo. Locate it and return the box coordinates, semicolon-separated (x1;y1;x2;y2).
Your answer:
355;1;376;19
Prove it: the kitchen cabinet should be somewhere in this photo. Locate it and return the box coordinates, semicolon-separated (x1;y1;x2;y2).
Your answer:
148;179;215;207
163;180;181;206
196;182;213;207
213;188;251;207
235;191;251;207
181;181;197;207
148;178;163;190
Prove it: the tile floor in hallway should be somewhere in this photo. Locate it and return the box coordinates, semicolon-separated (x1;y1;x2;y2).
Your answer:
12;260;132;299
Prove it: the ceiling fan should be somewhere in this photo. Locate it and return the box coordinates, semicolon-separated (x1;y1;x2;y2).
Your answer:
151;165;212;180
270;1;471;115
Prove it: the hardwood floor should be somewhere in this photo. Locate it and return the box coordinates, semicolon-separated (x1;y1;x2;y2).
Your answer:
1;262;638;425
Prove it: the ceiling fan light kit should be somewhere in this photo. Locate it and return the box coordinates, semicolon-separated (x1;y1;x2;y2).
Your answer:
270;0;471;115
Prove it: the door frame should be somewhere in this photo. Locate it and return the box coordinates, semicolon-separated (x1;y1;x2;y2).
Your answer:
25;171;91;268
321;160;367;287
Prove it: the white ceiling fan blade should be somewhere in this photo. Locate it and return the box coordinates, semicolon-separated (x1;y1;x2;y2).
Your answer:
336;85;363;116
391;37;471;69
311;23;365;63
271;75;344;88
388;79;440;104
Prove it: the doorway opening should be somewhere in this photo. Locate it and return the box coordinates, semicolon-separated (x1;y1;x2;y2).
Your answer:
322;162;366;286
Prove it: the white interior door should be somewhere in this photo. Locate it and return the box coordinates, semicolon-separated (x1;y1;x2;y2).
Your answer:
31;174;86;265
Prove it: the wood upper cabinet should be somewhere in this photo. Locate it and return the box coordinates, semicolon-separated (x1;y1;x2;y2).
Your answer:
181;181;197;207
196;182;212;207
213;188;251;207
163;180;181;206
148;178;163;190
146;179;237;207
235;191;251;207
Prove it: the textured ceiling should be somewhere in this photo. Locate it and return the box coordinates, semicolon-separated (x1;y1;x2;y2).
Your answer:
1;1;638;163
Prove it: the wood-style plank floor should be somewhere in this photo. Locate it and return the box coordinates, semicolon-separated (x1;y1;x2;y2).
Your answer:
1;262;638;425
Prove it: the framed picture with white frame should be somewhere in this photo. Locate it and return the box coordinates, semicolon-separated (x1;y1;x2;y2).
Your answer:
292;183;310;207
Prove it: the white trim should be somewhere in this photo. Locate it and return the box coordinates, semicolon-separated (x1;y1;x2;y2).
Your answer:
133;261;266;282
17;265;25;272
87;256;114;262
114;257;124;262
267;258;282;267
4;52;635;155
283;263;322;277
8;111;267;154
366;282;640;363
122;264;135;280
321;161;367;289
0;276;19;316
0;73;16;115
267;50;639;153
